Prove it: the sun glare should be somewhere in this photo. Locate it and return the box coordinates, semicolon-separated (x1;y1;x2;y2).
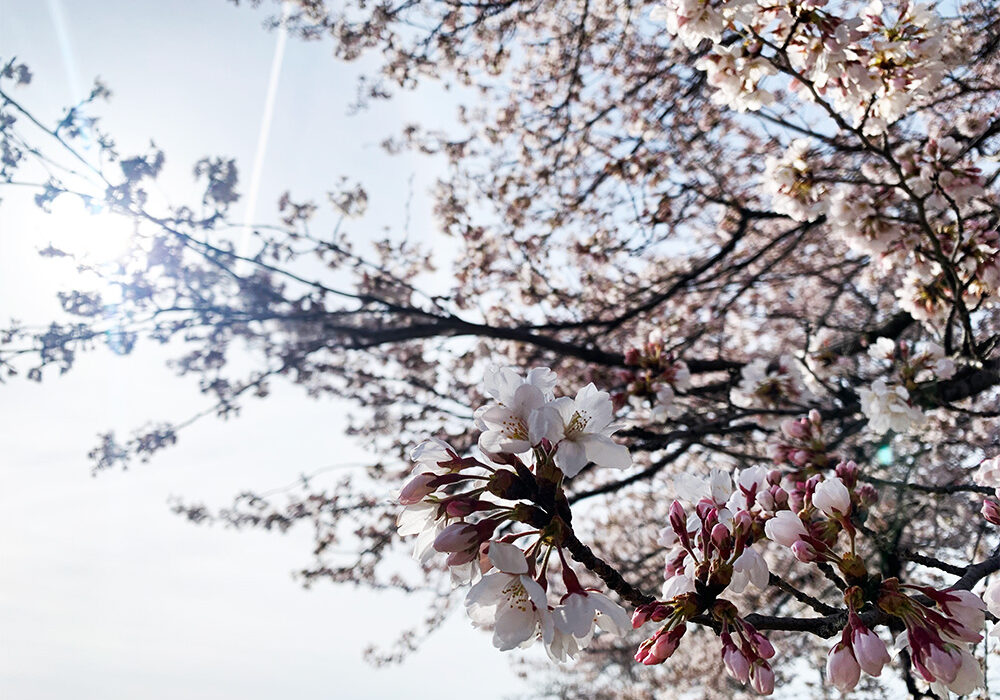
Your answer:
40;197;137;264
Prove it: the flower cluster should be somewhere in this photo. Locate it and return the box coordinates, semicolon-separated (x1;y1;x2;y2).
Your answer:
826;611;892;692
655;0;963;132
397;367;633;660
617;329;691;422
398;364;992;695
476;365;630;477
636;465;783;693
652;1;1000;333
878;580;986;695
767;409;834;473
731;355;811;419
858;337;956;434
762;139;829;222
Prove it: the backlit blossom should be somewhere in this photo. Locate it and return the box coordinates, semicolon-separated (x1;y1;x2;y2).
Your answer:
530;383;631;477
465;542;550;651
545;589;631;661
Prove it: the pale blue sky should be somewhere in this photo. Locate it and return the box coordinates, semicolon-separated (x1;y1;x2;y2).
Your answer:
0;1;534;698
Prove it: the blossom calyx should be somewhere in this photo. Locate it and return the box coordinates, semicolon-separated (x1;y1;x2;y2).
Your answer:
486;468;534;501
509;503;549;528
838;552;869;583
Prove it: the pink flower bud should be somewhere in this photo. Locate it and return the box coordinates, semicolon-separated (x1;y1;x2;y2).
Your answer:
939;590;986;642
791;539;818;562
649;604;670;623
446;549;479;566
433;522;478;553
723;645;751;683
637;624;686;665
856;484;879;507
445;498;479;517
750;630;775;659
835;460;859;484
808;409;822;425
767;486;788;510
826;643;861;692
923;643;963;684
669;501;687;533
696;498;715;522
790;450;811;467
750;661;775;695
733;509;753;536
650;631;680;661
813;477;851;518
782;418;809;440
852;627;890;677
711;523;731;551
397;473;436;505
665;549;687;578
983;497;1000;525
788;489;805;512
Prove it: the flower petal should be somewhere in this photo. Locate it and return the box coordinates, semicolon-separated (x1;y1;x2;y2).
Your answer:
579;434;631;469
488;541;528;574
554;439;587;477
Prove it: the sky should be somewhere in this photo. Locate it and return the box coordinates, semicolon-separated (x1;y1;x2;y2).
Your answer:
0;1;535;698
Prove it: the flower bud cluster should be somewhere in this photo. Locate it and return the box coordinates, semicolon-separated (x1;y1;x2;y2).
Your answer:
396;438;501;583
877;579;986;695
763;463;878;580
768;409;833;473
719;619;776;695
617;329;691;422
662;466;777;599
826;611;892;692
397;367;635;661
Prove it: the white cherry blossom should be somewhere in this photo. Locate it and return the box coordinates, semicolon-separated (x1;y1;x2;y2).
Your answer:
730;546;769;593
529;383;631;477
858;378;924;434
813;477;852;518
477;382;546;454
466;542;550;651
764;510;809;548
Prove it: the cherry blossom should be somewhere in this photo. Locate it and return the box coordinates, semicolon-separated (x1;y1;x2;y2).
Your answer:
530;383;631;477
858;378;924;434
465;542;550;651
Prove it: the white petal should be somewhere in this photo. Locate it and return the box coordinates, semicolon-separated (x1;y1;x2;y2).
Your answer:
528;405;565;444
511;383;545;413
555;594;594;639
493;606;537;650
465;573;507;625
525;367;558;398
589;592;631;637
488;541;529;574
574;383;614;430
554;439;587;477
580;434;631;469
